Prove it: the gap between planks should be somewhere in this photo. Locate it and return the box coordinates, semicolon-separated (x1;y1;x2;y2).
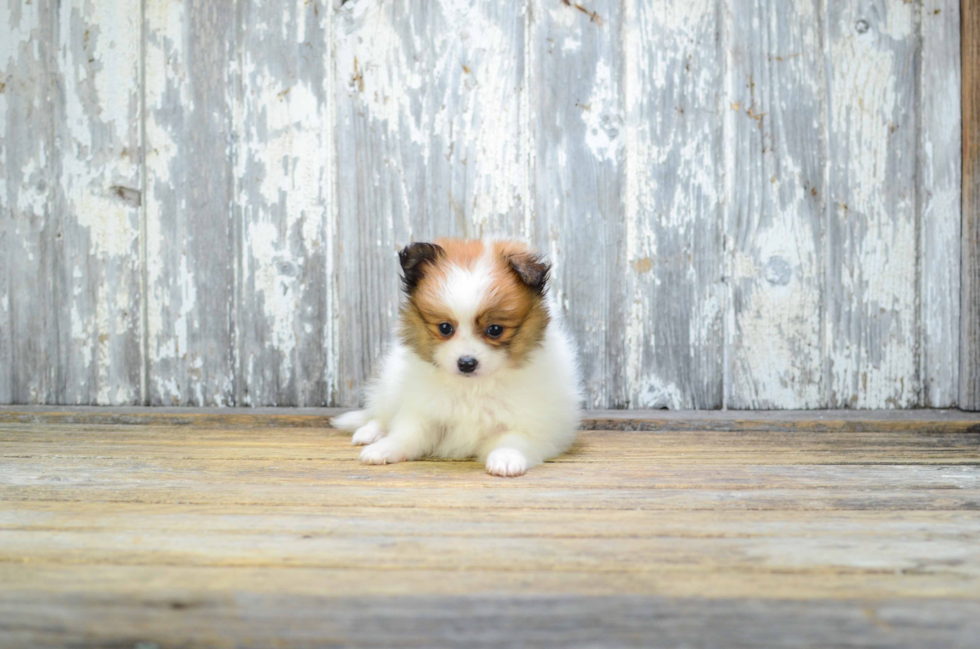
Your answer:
0;407;979;432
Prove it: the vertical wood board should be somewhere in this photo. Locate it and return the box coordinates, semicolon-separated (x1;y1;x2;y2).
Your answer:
52;0;143;404
918;0;961;407
962;0;980;410
622;0;726;409
144;0;238;406
726;0;827;409
1;1;55;404
236;0;333;406
531;0;628;408
825;0;920;408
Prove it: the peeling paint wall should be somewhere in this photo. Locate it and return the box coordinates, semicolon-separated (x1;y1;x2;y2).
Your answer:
0;0;964;409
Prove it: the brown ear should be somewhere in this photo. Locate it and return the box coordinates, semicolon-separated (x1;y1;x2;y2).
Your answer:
508;252;550;295
398;242;444;294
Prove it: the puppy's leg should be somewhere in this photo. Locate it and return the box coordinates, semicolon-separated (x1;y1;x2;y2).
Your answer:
483;433;539;478
359;413;429;465
331;409;369;432
351;420;385;446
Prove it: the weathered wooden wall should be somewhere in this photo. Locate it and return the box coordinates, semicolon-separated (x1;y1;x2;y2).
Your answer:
0;0;968;409
963;0;980;411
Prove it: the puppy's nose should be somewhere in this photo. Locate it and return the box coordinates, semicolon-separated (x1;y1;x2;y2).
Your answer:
457;356;479;374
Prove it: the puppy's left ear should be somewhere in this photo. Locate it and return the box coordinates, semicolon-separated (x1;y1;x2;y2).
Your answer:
399;242;444;294
508;252;550;295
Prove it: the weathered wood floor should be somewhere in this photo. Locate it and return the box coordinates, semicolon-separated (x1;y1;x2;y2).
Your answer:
1;408;979;648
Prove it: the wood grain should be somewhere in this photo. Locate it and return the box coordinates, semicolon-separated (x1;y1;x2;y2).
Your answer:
919;0;962;407
0;413;978;645
623;0;725;409
963;0;980;410
726;0;826;408
2;1;143;405
4;587;978;649
826;0;921;408
530;0;628;408
144;0;238;406
51;0;144;405
1;0;54;404
236;0;333;406
2;405;979;432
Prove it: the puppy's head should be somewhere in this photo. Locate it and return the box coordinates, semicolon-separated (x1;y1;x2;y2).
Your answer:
398;239;550;378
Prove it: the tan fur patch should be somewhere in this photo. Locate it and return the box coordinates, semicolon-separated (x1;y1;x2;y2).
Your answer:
434;238;485;269
481;241;550;366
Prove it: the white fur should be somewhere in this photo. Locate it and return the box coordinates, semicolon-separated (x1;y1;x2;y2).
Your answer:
332;258;583;478
332;409;369;432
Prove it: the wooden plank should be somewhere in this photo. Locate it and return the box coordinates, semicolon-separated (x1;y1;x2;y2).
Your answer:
530;0;628;408
144;0;238;406
3;424;978;457
3;562;978;602
0;0;142;405
1;406;979;431
236;0;333;406
1;579;978;649
622;0;725;408
919;0;962;407
4;456;979;491
726;0;826;408
51;0;143;404
584;407;980;432
963;0;980;410
332;0;526;405
825;1;920;407
1;425;977;509
5;502;976;535
8;482;978;512
1;1;57;404
3;523;979;577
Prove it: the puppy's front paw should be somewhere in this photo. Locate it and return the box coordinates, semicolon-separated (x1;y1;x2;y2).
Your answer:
359;438;408;465
486;448;528;477
351;420;384;446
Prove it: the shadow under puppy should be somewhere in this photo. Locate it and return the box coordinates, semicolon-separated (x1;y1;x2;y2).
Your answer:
332;239;582;477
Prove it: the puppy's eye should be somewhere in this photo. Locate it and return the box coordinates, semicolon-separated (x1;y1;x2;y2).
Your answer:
486;324;504;339
438;322;455;337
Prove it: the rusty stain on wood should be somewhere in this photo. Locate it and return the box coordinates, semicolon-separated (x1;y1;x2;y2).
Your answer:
562;0;603;26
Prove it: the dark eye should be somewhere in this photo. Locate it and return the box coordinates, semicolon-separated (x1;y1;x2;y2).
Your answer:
438;322;454;337
486;324;504;339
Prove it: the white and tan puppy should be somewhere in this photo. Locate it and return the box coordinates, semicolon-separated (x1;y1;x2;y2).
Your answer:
332;239;582;477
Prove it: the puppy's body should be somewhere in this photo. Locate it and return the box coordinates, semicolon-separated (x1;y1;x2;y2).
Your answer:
333;239;581;477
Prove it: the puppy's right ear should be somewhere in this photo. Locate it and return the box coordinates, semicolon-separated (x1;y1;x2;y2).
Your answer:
398;242;444;294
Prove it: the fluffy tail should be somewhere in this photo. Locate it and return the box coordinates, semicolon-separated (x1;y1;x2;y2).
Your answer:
331;409;370;432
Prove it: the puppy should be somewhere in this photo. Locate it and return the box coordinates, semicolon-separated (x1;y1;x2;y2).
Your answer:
332;239;582;477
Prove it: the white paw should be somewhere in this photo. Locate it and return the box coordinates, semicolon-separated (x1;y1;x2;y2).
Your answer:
486;448;528;477
351;421;385;446
359;438;408;465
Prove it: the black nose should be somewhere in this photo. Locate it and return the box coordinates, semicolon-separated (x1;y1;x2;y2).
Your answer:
457;356;479;374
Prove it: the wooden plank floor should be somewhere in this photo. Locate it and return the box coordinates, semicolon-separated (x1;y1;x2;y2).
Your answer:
1;409;978;647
